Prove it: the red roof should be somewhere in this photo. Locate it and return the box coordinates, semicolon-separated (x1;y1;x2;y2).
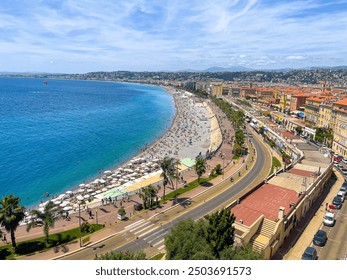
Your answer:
231;184;300;226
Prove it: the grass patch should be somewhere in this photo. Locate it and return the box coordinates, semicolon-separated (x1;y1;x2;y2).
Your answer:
150;253;165;260
269;157;281;176
0;223;104;260
162;178;210;202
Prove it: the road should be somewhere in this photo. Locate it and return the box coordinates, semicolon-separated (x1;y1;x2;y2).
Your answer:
310;185;347;260
61;127;270;260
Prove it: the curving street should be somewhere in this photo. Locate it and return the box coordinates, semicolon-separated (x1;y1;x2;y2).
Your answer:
61;125;271;260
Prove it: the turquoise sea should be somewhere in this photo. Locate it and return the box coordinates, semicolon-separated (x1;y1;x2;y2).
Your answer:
0;78;175;207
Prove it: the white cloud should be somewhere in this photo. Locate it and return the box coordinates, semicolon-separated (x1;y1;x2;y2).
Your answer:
286;56;306;60
0;0;346;72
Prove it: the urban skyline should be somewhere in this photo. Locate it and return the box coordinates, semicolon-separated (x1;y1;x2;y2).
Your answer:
0;0;347;73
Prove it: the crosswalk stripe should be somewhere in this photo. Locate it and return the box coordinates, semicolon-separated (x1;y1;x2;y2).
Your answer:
152;239;164;248
124;219;145;230
129;221;151;233
143;229;165;241
132;224;153;235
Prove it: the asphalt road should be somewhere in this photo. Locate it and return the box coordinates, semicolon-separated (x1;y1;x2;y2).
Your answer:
61;128;269;260
311;190;347;260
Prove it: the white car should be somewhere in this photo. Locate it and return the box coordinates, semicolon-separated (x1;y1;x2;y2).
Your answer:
337;191;345;202
323;212;335;227
342;158;347;164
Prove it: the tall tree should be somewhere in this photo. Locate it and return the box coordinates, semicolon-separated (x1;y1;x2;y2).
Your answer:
165;219;215;260
220;244;262;260
27;201;62;243
194;156;206;184
160;156;179;199
0;195;25;248
205;209;235;258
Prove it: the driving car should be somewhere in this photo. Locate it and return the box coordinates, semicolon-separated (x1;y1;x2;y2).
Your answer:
301;247;317;260
332;196;343;209
323;212;335;227
313;230;327;246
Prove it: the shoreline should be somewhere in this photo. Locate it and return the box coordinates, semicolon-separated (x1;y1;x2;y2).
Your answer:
28;86;212;217
31;85;177;209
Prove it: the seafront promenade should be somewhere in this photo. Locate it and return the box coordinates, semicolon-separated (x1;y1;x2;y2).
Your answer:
12;91;263;260
20;88;213;219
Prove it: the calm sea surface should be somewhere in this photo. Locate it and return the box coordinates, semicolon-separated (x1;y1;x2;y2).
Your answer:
0;78;174;207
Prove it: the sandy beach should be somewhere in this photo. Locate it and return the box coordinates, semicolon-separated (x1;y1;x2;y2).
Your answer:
25;87;219;219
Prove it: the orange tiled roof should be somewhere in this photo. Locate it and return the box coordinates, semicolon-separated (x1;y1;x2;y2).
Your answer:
334;98;347;106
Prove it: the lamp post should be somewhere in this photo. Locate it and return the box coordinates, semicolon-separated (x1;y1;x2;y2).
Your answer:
78;202;82;247
96;209;98;224
222;153;225;180
175;159;179;204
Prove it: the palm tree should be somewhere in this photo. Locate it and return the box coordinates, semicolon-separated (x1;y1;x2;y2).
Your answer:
27;201;62;243
160;157;179;199
139;187;151;209
0;195;26;248
195;156;207;184
147;184;160;208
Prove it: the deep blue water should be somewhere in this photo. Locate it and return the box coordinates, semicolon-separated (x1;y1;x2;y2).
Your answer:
0;78;174;207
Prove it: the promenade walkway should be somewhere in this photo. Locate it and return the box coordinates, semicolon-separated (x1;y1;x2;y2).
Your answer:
15;98;268;260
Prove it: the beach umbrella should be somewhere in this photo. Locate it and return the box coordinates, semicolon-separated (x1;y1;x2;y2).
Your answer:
38;207;44;212
66;190;73;194
53;200;61;205
79;184;85;187
104;170;112;174
60;201;70;207
83;194;90;199
86;188;94;193
91;192;97;196
107;185;115;189
101;187;108;192
63;206;73;211
76;195;84;201
99;179;106;184
78;188;85;193
95;190;102;194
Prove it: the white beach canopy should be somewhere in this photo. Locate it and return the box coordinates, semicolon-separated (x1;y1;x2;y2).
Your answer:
63;206;73;211
79;184;85;187
76;195;84;201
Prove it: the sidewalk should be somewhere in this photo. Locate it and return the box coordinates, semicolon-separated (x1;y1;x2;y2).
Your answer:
19;147;252;260
273;169;343;260
16;101;264;260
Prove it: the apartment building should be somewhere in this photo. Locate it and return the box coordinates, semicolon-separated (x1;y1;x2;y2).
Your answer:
332;99;347;157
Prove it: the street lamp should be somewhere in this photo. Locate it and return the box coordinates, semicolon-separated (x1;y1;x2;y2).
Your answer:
222;153;225;180
77;197;84;247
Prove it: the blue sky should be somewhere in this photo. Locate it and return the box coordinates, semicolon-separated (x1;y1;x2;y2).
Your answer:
0;0;346;73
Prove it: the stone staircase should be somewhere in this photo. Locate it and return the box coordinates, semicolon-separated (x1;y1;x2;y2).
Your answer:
250;219;277;254
258;219;277;238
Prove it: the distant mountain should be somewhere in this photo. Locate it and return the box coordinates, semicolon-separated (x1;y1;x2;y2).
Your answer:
181;66;252;72
180;65;347;73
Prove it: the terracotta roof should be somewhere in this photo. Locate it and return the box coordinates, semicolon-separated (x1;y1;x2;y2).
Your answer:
334;98;347;106
231;184;300;226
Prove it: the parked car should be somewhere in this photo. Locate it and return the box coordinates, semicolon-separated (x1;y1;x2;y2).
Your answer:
340;186;347;194
301;247;318;260
341;168;347;175
323;212;335;226
342;158;347;164
332;196;343;209
313;230;327;246
337;191;345;202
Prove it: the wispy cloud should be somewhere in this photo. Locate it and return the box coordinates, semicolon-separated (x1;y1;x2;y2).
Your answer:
0;0;346;72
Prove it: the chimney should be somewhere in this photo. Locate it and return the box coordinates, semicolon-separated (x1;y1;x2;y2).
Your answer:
239;219;243;224
278;206;285;220
301;177;307;192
